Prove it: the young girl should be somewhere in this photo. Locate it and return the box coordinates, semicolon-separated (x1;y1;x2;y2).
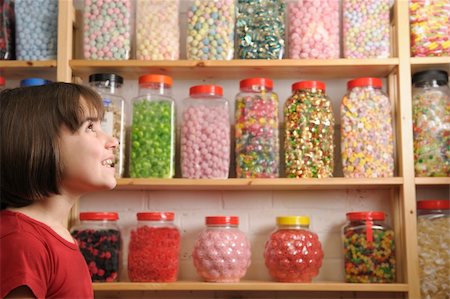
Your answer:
0;82;118;298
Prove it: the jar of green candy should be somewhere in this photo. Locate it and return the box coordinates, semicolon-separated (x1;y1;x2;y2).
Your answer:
284;81;334;178
342;211;396;283
129;74;175;178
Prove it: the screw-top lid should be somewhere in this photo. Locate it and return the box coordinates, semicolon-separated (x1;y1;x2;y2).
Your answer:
0;76;5;86
347;78;382;89
292;81;326;92
276;216;310;226
80;212;119;221
206;216;238;225
89;73;124;84
240;78;273;90
137;212;175;221
346;211;385;221
417;200;449;210
189;85;223;96
138;74;173;86
20;78;52;87
412;70;448;85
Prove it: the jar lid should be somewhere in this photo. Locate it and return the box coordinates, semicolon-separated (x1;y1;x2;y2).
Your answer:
240;78;273;90
79;212;119;221
412;69;448;85
20;78;52;87
189;85;223;96
0;76;5;86
139;74;173;86
347;78;382;89
346;211;385;221
206;216;238;225
292;81;325;92
89;73;123;84
417;200;449;210
137;212;175;221
277;216;310;226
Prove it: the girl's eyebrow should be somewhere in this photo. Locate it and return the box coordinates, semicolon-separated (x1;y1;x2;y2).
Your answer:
82;116;101;122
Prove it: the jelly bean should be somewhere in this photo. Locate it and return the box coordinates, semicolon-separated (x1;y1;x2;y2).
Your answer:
0;0;15;60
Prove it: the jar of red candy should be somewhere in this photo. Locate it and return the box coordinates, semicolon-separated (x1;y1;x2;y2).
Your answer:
70;212;121;282
235;78;279;178
264;216;323;282
180;85;230;178
284;81;335;178
192;216;251;282
128;212;181;282
0;0;15;60
342;211;396;283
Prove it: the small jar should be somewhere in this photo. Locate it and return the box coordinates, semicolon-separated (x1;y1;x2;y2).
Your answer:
129;75;175;178
180;85;230;178
264;216;323;282
128;212;181;282
192;216;251;282
342;211;396;283
341;78;395;178
89;73;126;178
284;81;335;178
20;78;52;87
412;70;449;177
235;78;279;178
417;200;450;298
70;212;121;282
0;0;15;60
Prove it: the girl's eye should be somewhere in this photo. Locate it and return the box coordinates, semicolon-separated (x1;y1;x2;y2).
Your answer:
87;121;96;132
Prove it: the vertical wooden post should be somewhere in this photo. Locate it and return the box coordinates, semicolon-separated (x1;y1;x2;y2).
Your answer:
57;0;73;83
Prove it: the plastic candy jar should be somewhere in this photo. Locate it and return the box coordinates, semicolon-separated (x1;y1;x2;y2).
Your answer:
186;0;235;60
412;70;449;177
341;77;394;178
70;212;121;282
342;211;396;283
0;0;15;60
264;216;323;282
342;0;391;58
180;85;230;178
192;216;251;282
135;0;179;60
20;78;52;87
89;73;126;178
129;74;175;178
410;0;450;57
236;0;286;59
128;212;180;282
287;0;340;59
284;81;335;178
417;200;450;298
235;78;279;178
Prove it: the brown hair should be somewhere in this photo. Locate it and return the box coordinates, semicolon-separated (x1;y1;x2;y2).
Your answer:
0;82;104;209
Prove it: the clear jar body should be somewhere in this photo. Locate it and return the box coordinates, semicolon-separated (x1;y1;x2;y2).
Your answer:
0;0;15;60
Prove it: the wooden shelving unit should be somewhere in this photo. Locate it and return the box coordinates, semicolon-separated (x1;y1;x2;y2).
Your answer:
0;60;57;79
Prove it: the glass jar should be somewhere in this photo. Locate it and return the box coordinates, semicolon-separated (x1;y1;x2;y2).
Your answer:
180;85;230;178
341;77;394;178
264;216;323;282
129;74;175;178
89;73;126;178
236;0;286;59
410;1;450;57
82;0;132;60
412;70;449;177
417;200;450;299
235;78;279;178
128;212;181;282
284;81;334;178
342;0;390;58
342;211;396;283
135;0;179;60
186;0;235;60
20;78;52;87
287;0;340;59
0;0;15;60
70;212;121;282
192;216;251;282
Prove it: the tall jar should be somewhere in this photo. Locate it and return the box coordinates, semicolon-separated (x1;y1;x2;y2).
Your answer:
20;78;52;87
417;200;450;299
70;212;121;282
264;216;323;282
287;0;340;59
89;73;126;178
342;211;396;283
0;0;15;60
128;212;181;282
192;216;251;282
284;81;334;178
180;85;230;178
15;0;57;60
236;0;286;59
129;74;175;178
341;77;394;178
235;78;279;178
412;70;449;177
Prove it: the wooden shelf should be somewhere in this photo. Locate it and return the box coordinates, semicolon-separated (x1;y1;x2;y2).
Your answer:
0;60;57;79
410;57;450;74
415;177;450;185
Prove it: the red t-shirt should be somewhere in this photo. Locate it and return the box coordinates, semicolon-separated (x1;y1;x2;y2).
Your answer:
0;210;93;299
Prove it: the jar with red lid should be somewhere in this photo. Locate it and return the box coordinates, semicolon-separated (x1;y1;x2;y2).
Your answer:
0;76;5;90
342;211;396;283
264;216;323;282
235;78;279;178
192;216;251;282
284;81;335;178
180;85;230;178
128;212;181;282
70;212;121;282
417;200;450;298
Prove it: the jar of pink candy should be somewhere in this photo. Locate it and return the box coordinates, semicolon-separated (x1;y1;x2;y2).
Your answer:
264;216;323;282
192;216;251;282
180;85;230;178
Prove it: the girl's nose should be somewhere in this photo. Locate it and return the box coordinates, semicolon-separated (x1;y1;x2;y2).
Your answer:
106;135;119;149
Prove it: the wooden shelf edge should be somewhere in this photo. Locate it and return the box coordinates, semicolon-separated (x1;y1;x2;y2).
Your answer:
415;177;450;185
410;57;450;65
0;60;57;68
